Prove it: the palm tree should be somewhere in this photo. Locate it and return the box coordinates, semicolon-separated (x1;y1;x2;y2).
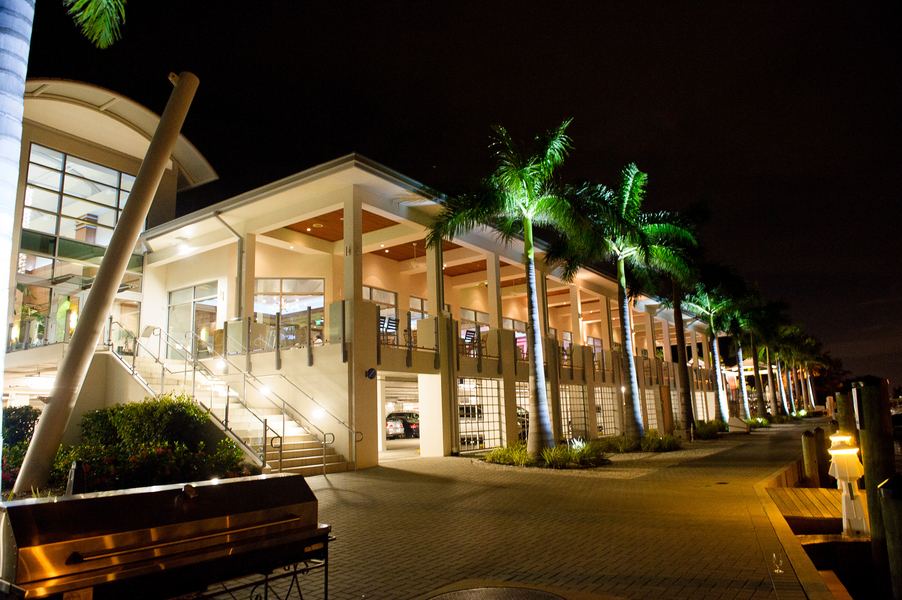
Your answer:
746;301;790;416
0;0;125;475
720;303;752;419
427;120;578;456
682;279;734;422
547;165;695;440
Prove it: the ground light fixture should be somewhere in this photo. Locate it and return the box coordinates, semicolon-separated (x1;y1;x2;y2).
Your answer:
827;440;869;537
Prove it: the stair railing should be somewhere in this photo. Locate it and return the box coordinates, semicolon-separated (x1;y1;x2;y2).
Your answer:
104;320;268;468
188;330;342;475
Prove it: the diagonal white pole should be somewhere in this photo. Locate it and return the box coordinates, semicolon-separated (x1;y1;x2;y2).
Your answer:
14;72;199;493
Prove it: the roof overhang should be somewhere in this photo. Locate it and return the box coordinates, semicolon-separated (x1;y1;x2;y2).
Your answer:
24;78;218;191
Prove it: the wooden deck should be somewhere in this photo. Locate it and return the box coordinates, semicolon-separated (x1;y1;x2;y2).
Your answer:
766;487;845;519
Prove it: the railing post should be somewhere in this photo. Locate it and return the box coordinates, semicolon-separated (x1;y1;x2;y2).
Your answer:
106;315;113;347
341;300;347;363
191;333;198;399
222;320;229;355
433;317;440;370
245;316;252;373
406;311;412;367
224;385;230;428
306;306;313;366
63;309;72;342
476;326;482;373
263;418;268;464
275;312;282;371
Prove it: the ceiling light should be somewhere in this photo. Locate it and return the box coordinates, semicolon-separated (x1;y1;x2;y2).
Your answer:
306;227;311;232
312;223;323;228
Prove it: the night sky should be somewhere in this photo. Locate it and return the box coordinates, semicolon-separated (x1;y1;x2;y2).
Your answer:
26;2;902;387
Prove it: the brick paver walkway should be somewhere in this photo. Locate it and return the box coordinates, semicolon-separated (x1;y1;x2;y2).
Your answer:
207;422;818;600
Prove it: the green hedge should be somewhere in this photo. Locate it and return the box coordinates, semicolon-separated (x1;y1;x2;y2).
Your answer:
3;393;256;493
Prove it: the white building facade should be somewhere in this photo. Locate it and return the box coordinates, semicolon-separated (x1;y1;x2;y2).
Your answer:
5;80;721;474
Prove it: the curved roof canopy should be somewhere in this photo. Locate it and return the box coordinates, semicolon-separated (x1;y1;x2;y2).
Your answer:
24;78;217;192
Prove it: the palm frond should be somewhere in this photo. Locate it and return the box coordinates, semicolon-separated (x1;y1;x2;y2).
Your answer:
64;0;126;49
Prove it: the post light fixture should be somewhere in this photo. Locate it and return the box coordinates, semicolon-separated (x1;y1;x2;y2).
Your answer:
828;441;869;537
829;432;852;446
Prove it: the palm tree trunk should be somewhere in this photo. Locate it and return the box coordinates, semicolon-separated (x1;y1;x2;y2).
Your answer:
788;360;798;412
617;258;643;440
672;281;694;429
805;368;816;408
0;2;36;474
523;220;554;455
776;359;790;414
709;322;728;421
736;344;750;419
766;349;779;416
750;333;766;418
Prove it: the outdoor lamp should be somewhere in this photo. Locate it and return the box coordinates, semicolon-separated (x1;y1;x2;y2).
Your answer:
829;432;852;446
828;441;868;537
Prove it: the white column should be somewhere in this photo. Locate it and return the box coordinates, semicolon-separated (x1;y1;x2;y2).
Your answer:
343;190;363;305
661;319;673;362
642;310;656;359
486;252;502;329
598;296;613;350
426;241;443;317
241;233;256;320
569;284;582;343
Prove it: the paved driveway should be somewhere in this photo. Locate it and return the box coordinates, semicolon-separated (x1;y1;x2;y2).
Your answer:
212;422;821;599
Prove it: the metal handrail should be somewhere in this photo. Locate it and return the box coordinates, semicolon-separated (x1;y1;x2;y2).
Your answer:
186;330;349;474
106;320;268;468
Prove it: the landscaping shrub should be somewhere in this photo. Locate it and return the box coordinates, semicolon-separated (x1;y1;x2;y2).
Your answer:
484;442;532;466
2;406;42;446
640;430;683;452
771;414;802;424
484;439;609;469
744;418;771;429
541;445;571;469
3;393;256;493
694;420;723;440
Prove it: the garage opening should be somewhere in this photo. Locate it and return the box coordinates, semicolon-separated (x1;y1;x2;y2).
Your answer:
381;375;420;460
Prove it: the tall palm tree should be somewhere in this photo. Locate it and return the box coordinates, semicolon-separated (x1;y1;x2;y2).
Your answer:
745;300;790;416
683;283;733;422
547;165;695;440
0;0;125;470
427;120;578;456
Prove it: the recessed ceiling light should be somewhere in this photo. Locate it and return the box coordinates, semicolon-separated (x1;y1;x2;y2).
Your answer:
306;227;311;232
289;245;294;249
385;249;389;253
380;244;384;248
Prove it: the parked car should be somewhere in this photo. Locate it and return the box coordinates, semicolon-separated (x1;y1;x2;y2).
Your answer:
517;406;529;440
386;411;419;439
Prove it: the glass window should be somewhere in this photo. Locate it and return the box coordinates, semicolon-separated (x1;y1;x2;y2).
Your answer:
20;231;56;256
29;145;63;171
256;279;281;294
18;145;143;293
17;252;53;277
363;285;397;320
24;185;60;212
26;163;62;191
22;208;57;234
59;217;114;246
61;196;118;227
63;174;117;206
65;155;119;187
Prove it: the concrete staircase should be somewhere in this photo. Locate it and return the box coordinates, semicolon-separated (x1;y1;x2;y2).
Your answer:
122;354;350;476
